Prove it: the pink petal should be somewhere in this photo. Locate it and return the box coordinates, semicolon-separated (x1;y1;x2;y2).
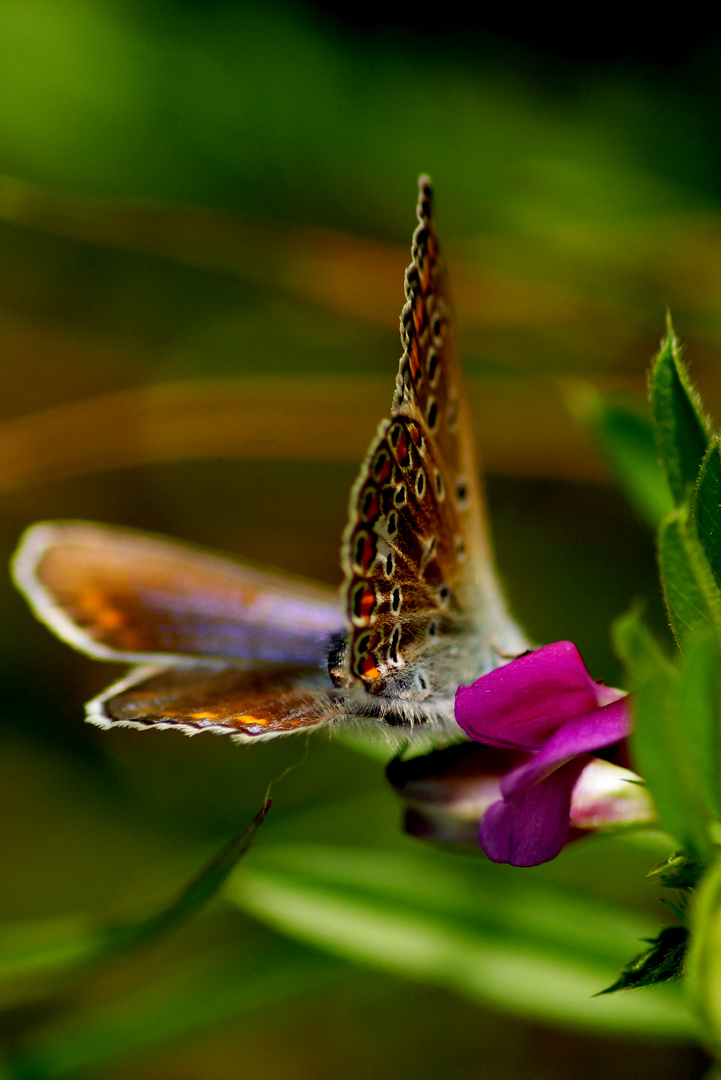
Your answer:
569;759;654;829
500;697;632;801
455;641;621;750
479;758;589;866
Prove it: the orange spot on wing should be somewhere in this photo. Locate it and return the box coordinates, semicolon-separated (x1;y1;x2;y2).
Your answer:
360;655;382;681
238;713;269;726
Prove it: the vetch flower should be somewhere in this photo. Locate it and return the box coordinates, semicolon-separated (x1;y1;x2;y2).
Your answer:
388;740;652;852
454;641;640;866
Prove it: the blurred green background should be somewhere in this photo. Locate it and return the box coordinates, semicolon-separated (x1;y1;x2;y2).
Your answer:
0;3;720;1076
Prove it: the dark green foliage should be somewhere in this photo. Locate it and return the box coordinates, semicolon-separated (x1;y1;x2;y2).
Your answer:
649;319;710;506
648;853;705;890
694;438;721;595
600;926;689;994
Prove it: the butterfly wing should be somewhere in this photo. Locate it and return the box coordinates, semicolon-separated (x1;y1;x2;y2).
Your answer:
87;662;336;742
12;179;524;743
336;177;525;722
13;521;345;665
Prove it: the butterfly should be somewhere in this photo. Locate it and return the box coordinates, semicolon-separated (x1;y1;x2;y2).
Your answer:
12;177;526;744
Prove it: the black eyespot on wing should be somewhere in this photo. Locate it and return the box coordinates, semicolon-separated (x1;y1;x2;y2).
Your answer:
427;350;439;387
455;478;468;507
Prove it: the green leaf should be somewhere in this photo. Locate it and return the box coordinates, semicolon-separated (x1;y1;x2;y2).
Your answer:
600;926;688;993
612;605;675;685
106;799;271;953
649;317;710;505
572;388;673;528
613;611;721;861
657;505;721;649
694;437;721;593
229;844;697;1038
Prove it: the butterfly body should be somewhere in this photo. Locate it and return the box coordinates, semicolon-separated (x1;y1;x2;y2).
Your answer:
13;178;526;743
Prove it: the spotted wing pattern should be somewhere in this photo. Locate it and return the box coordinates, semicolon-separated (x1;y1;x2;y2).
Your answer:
88;662;335;742
335;177;505;719
12;178;523;742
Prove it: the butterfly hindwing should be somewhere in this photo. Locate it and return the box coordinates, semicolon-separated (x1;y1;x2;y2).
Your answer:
88;662;336;742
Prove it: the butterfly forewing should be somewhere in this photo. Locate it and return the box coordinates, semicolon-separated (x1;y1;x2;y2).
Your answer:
13;521;344;665
338;177;520;718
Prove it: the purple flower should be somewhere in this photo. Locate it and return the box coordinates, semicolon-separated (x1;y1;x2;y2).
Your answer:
454;641;638;867
388;742;652;851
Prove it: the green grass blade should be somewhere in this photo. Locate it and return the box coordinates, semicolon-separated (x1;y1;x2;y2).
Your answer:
228;844;697;1039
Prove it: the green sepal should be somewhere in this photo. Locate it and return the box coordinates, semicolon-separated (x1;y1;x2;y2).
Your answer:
649;316;710;505
599;926;689;994
657;503;721;650
648;853;705;890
